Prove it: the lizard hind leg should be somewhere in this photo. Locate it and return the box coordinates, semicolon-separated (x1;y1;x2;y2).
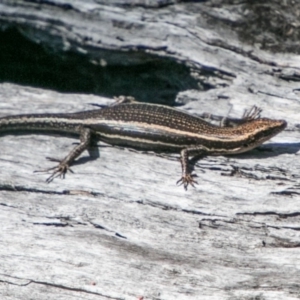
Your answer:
34;157;74;183
34;127;92;183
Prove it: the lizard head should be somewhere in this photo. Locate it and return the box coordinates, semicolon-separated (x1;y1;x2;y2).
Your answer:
222;118;287;155
236;118;287;152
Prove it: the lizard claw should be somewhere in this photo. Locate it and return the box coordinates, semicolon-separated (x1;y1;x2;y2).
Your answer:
34;157;73;183
176;173;198;190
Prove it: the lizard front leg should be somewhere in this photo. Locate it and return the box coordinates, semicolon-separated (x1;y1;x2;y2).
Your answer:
198;105;262;128
176;146;207;190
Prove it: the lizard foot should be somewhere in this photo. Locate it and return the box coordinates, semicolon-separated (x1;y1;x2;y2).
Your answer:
176;174;198;190
34;157;73;183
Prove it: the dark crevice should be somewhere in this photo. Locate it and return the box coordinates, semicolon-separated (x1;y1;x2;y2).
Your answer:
237;211;300;218
271;190;300;196
199;217;300;232
136;199;221;216
268;225;300;231
118;0;177;8
268;242;300;248
0;184;104;197
89;221;127;239
33;222;69;227
0;184;66;195
0;28;202;105
31;216;87;227
0;202;18;208
0;274;123;299
23;0;74;10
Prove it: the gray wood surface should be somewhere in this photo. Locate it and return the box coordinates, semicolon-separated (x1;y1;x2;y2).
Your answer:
1;1;300;299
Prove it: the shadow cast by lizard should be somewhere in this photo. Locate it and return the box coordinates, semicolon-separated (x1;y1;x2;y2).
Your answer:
71;142;300;182
186;142;300;178
231;142;300;159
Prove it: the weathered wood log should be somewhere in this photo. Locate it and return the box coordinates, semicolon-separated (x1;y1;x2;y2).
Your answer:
0;1;300;299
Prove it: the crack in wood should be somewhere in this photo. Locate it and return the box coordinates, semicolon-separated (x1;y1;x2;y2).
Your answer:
88;220;127;239
0;274;124;299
